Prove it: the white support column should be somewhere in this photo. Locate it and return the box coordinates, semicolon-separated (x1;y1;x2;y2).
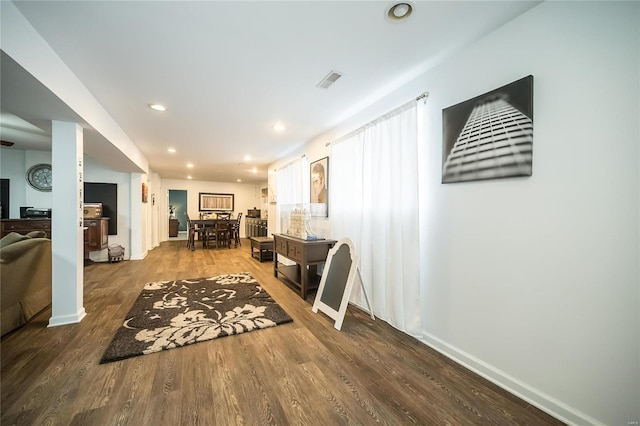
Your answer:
129;173;146;260
49;121;86;327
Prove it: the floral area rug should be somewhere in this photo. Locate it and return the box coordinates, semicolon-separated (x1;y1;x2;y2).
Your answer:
100;272;292;364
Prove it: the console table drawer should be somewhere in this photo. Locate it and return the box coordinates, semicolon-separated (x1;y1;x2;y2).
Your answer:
273;234;336;300
3;221;50;231
286;241;303;262
1;219;52;238
275;238;288;254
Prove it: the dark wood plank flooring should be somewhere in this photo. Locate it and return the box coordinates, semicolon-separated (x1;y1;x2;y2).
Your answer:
1;240;564;425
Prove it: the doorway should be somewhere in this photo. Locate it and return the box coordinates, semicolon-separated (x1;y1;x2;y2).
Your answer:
168;190;188;232
0;179;9;219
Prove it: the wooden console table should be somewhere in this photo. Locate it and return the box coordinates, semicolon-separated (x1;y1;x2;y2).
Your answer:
273;233;336;300
1;218;51;238
1;218;108;263
84;218;109;261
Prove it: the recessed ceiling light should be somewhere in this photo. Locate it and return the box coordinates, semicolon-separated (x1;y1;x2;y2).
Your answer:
244;155;251;161
167;148;176;153
187;163;194;168
272;123;285;132
237;179;242;182
251;167;258;173
386;2;413;21
148;103;167;111
187;175;192;180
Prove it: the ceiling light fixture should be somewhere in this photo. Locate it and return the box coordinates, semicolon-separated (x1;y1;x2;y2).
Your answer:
148;103;167;111
272;123;285;132
187;163;194;168
244;155;251;161
187;176;192;180
251;167;258;173
386;2;413;21
167;148;176;153
237;179;242;182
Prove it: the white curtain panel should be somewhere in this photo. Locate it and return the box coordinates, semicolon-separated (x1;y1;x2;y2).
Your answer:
276;156;307;234
330;102;422;337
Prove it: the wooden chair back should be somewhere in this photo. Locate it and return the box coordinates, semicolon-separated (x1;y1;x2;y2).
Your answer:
215;219;231;249
232;212;243;246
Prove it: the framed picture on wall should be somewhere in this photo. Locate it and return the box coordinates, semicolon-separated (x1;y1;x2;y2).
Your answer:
310;156;328;217
199;192;234;212
442;75;533;184
268;179;277;204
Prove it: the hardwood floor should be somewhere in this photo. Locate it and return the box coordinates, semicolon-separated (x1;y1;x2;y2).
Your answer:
1;240;564;425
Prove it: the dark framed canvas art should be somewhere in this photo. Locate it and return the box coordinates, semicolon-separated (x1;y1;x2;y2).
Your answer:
310;157;328;217
442;75;533;184
199;192;234;212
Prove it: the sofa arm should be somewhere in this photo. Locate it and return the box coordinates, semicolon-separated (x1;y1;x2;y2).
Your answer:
1;238;51;264
1;238;52;336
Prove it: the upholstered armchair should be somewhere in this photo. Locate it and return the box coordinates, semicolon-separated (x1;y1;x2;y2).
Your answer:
0;233;52;336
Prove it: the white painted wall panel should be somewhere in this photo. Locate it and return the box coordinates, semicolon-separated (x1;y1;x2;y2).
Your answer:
0;148;26;218
83;155;132;261
273;2;639;424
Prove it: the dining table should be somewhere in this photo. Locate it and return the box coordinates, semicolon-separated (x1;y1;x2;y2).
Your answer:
188;217;240;250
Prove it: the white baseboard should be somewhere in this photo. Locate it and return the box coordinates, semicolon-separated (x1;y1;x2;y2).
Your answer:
420;332;603;426
129;250;148;261
48;308;86;327
346;300;601;426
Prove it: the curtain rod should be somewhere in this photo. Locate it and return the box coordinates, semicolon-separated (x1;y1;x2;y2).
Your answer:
326;91;429;147
416;91;428;101
273;154;306;172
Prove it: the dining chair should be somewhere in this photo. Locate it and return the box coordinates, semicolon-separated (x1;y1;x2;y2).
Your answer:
216;212;231;220
215;219;231;249
231;212;242;247
203;224;217;248
186;214;194;250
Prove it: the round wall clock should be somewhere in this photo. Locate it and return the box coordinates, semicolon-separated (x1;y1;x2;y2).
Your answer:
26;163;52;192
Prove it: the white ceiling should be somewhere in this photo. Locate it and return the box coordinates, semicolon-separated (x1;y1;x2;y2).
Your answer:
2;0;540;184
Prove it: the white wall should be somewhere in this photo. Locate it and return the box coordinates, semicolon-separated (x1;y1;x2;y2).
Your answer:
160;178;265;240
270;2;639;425
83;156;132;261
24;150;52;208
0;150;138;261
148;171;161;250
418;3;638;425
0;148;26;218
0;148;54;215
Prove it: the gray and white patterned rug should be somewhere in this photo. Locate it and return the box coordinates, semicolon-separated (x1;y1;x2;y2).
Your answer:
100;272;292;364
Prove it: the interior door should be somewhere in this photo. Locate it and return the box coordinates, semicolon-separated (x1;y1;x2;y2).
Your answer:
168;189;188;232
0;179;9;219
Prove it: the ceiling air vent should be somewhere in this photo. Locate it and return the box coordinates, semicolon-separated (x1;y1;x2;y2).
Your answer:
316;70;343;89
